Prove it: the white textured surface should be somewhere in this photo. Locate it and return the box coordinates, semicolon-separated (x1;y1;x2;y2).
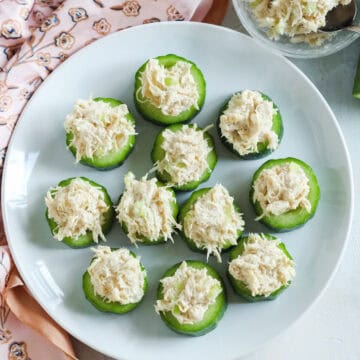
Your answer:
72;5;360;360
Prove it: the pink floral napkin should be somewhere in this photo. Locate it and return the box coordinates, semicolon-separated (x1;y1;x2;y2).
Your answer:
0;0;213;358
0;245;74;360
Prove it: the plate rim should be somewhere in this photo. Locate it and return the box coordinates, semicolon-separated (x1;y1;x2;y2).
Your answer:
1;21;354;359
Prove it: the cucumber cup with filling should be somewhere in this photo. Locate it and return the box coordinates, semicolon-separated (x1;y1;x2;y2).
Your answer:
45;177;114;248
228;233;295;302
83;246;148;313
65;97;136;170
134;54;206;125
218;90;283;159
116;172;179;245
178;184;245;262
250;157;320;231
155;260;227;336
151;123;217;191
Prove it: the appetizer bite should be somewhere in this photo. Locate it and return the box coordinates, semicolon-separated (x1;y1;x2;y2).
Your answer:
83;246;148;313
134;54;206;125
228;233;295;301
116;172;179;245
155;260;226;336
178;184;245;262
218;90;282;159
151;123;217;191
250;157;320;231
65;97;136;170
45;177;114;248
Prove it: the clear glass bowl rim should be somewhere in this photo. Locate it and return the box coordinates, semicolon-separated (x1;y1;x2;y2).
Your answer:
232;0;360;59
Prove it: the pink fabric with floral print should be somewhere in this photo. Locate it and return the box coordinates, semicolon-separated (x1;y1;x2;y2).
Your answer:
0;0;213;358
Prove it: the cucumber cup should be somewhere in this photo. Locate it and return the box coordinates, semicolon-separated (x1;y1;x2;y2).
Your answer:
116;173;179;245
178;186;244;261
45;177;114;248
134;54;206;125
250;157;320;232
151;123;217;191
156;260;227;336
66;97;136;170
83;247;148;313
228;234;294;302
218;91;283;159
117;186;179;245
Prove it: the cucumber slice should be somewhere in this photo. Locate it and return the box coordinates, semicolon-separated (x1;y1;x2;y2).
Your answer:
250;157;320;231
228;234;293;302
217;91;283;159
151;124;217;191
178;187;243;257
118;183;179;245
83;249;148;313
156;260;227;336
353;54;360;99
45;177;114;248
66;97;136;170
134;54;206;125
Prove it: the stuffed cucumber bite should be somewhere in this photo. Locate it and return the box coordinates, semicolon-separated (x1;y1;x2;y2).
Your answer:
83;246;148;313
65;97;136;170
116;172;180;245
178;184;245;262
155;260;226;336
134;54;206;125
151;123;217;191
45;177;114;248
218;90;283;159
228;233;295;302
250;157;320;232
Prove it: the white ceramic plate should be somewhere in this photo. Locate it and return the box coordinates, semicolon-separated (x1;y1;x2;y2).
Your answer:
2;23;353;360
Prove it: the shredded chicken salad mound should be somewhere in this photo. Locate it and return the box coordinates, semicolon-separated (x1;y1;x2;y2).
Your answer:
88;246;145;304
116;172;180;244
219;90;278;156
183;185;245;262
65;98;136;162
45;178;109;242
156;124;213;186
137;58;200;116
155;261;222;324
248;0;351;46
229;233;295;297
253;162;311;218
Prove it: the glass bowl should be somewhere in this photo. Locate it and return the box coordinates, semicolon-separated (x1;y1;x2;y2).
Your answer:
232;0;360;58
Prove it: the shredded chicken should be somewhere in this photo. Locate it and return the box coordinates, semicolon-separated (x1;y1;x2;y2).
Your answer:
219;90;278;156
116;172;180;244
183;184;245;262
248;0;351;46
64;98;136;162
290;31;335;46
229;233;295;297
155;261;222;324
156;124;212;186
45;178;109;242
88;246;145;304
137;58;199;116
253;162;311;218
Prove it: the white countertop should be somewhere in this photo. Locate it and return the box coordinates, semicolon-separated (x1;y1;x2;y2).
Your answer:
73;5;360;359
